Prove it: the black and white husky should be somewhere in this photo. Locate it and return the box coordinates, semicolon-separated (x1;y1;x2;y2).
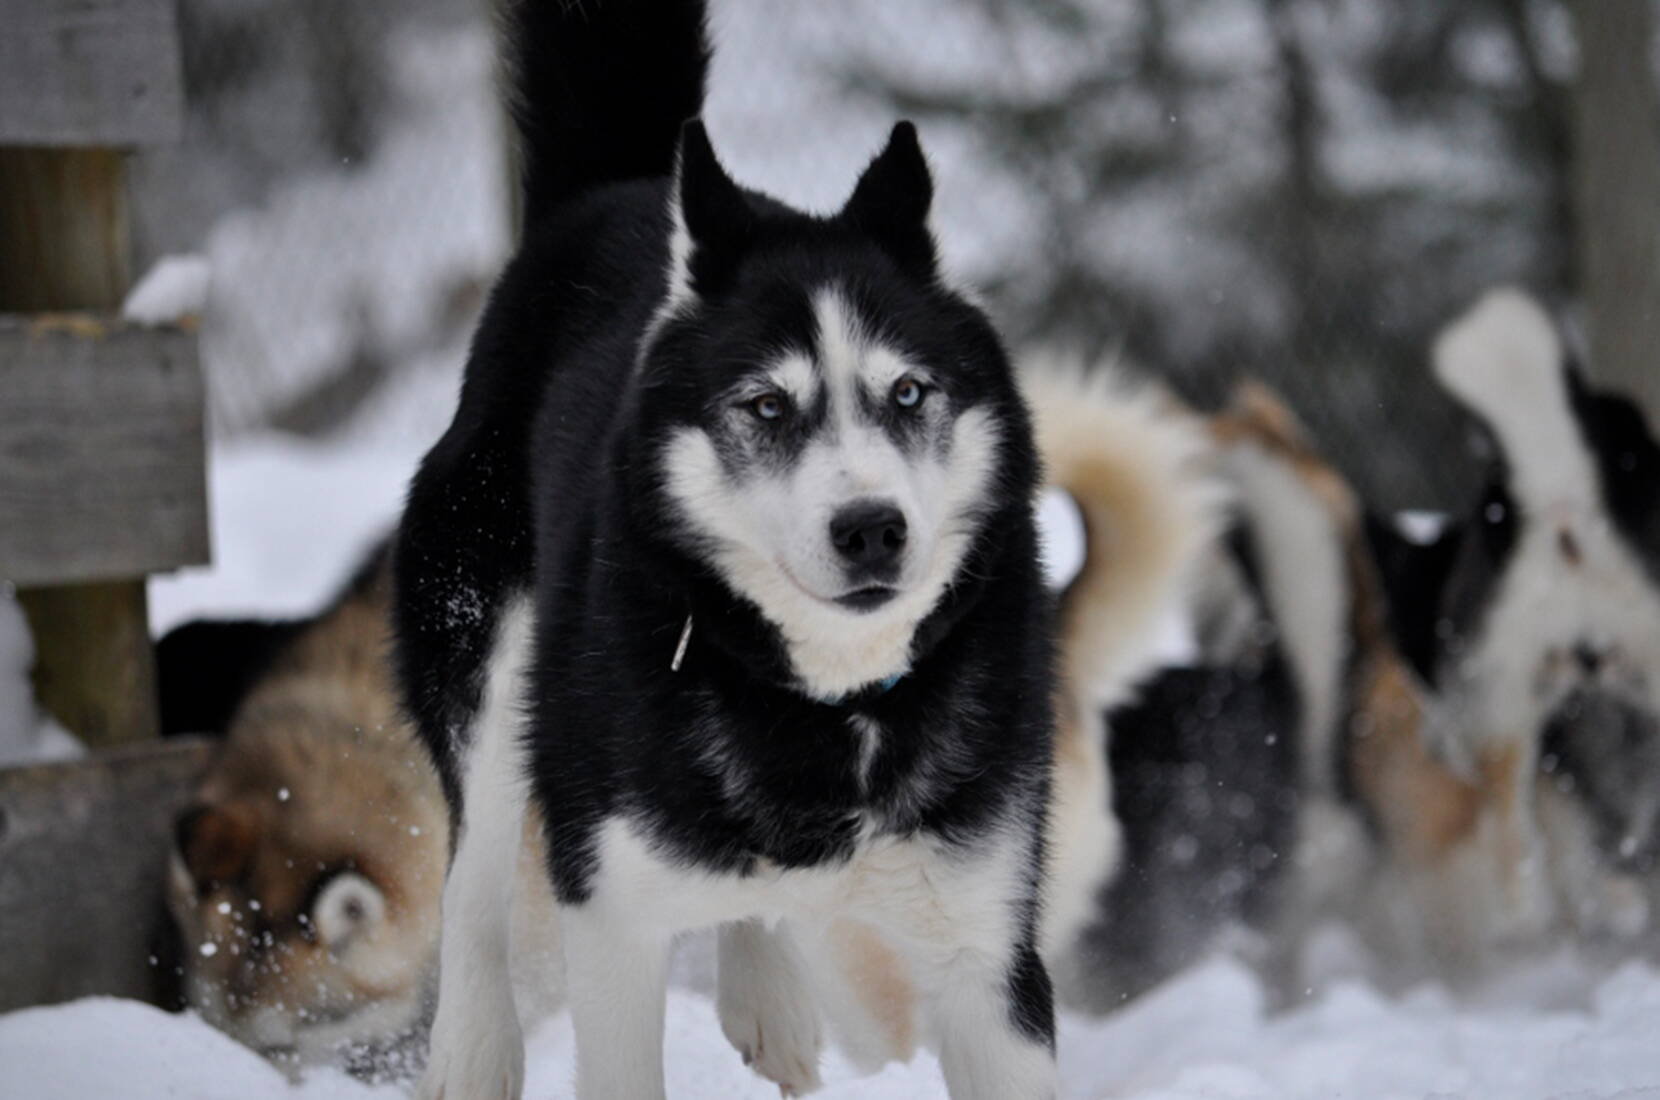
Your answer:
393;2;1055;1097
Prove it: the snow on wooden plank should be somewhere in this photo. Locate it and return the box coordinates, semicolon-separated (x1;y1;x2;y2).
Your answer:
0;738;213;1012
0;316;209;586
0;0;185;147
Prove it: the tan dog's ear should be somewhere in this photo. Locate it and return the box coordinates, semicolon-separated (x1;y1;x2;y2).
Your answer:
174;804;254;887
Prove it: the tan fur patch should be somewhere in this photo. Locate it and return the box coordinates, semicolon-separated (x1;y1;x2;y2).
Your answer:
828;918;916;1062
1347;656;1484;864
179;804;257;883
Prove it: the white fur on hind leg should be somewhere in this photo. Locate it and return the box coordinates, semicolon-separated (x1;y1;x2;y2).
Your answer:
718;920;825;1096
933;962;1056;1100
418;600;535;1100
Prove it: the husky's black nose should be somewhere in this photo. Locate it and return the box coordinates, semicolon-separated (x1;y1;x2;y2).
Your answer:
830;500;907;573
1574;642;1604;676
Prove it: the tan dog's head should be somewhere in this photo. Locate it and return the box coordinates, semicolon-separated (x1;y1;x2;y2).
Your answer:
166;663;447;1076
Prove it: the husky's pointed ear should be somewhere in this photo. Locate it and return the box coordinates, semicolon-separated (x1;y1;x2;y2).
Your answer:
669;120;753;298
841;121;937;278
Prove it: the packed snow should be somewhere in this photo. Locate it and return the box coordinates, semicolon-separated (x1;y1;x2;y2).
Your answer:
5;953;1660;1099
121;254;212;326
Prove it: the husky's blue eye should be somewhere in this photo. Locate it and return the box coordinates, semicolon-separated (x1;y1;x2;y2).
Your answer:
751;393;785;421
893;378;923;409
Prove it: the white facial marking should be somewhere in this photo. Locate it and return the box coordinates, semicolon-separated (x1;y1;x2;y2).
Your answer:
763;350;819;411
661;286;1002;699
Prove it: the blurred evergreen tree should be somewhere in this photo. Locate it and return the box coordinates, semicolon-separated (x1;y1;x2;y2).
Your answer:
848;0;1591;509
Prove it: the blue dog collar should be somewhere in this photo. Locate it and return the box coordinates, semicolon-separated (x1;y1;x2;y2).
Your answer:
818;670;904;706
669;614;904;704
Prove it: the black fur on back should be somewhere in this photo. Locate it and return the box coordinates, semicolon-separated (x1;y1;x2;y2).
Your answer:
394;1;715;815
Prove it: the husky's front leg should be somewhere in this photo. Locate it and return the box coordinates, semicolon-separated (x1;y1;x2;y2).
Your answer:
934;939;1056;1100
418;605;536;1100
564;907;672;1100
718;919;825;1095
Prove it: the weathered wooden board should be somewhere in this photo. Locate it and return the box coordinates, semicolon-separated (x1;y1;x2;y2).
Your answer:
0;316;210;587
0;738;214;1012
0;0;185;147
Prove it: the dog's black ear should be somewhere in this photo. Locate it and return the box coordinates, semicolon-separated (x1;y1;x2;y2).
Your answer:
672;119;753;296
841;121;937;278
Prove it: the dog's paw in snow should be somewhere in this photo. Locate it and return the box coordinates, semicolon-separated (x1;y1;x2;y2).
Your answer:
417;996;524;1100
718;921;824;1096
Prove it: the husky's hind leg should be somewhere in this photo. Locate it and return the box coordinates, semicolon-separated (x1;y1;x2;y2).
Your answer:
417;601;535;1100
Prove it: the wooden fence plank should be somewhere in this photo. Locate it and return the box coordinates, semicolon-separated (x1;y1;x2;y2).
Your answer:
0;317;210;586
0;739;214;1012
0;0;185;147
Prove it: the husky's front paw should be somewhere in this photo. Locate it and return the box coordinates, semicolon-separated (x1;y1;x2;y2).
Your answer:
417;997;524;1100
718;925;823;1096
719;995;823;1097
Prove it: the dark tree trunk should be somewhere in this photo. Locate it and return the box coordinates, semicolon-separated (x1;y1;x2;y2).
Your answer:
1572;0;1660;418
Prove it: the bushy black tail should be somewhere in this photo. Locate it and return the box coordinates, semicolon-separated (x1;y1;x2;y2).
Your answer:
505;0;711;230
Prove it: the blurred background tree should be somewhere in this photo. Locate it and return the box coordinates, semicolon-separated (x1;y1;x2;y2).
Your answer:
847;0;1658;509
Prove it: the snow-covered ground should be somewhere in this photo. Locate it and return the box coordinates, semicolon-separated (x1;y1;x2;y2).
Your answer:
5;953;1660;1099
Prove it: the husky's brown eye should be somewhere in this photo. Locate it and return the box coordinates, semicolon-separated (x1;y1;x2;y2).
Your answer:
751;393;786;421
893;377;924;409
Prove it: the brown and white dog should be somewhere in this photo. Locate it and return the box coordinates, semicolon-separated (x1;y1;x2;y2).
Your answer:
162;550;561;1077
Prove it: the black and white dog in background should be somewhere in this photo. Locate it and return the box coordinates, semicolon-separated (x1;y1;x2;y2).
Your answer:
1373;289;1660;947
393;2;1056;1098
